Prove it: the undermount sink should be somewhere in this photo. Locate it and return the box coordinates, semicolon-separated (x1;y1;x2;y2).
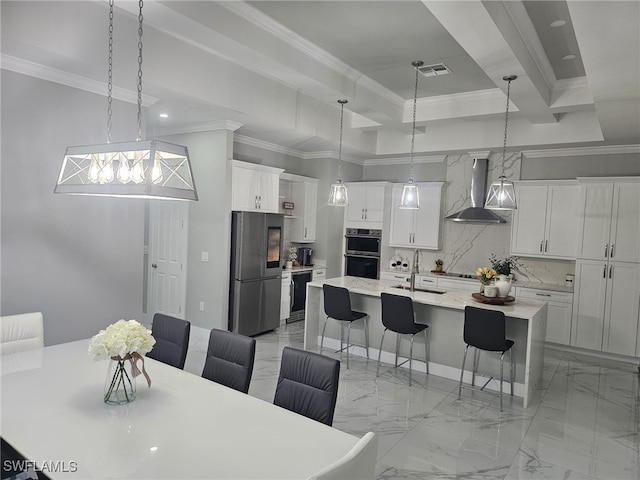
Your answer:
391;285;446;295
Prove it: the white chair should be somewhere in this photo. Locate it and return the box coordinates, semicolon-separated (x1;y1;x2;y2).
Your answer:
308;432;378;480
0;312;44;355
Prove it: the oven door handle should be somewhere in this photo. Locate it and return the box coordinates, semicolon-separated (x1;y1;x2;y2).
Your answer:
344;253;380;259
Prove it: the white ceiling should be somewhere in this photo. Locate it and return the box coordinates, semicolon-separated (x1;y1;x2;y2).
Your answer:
1;0;638;161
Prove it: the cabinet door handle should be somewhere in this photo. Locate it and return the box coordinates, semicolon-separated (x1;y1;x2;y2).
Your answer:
540;241;543;253
535;293;552;297
603;264;607;278
361;209;364;220
610;244;614;258
609;265;613;278
544;240;548;253
604;243;609;258
304;227;307;238
365;208;368;219
259;195;262;209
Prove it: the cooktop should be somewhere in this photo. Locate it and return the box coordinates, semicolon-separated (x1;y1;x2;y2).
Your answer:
438;272;476;279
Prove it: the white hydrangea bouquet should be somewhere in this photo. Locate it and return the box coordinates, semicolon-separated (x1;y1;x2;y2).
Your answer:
89;319;155;405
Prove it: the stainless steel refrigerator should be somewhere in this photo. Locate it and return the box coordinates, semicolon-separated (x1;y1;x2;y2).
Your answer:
229;211;284;336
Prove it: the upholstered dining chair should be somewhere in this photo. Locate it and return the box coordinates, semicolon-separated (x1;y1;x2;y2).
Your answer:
146;313;190;370
458;306;515;411
307;431;378;480
377;293;429;386
0;312;44;355
201;328;256;394
321;284;369;369
273;347;340;426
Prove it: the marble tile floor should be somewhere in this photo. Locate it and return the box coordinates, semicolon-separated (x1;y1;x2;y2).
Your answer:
184;322;640;480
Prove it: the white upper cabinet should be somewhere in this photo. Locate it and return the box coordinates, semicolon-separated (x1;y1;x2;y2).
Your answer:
389;182;443;250
290;179;318;243
345;183;388;228
511;182;580;259
578;179;640;262
230;160;283;213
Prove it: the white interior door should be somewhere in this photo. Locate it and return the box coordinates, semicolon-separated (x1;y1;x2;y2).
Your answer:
148;200;188;319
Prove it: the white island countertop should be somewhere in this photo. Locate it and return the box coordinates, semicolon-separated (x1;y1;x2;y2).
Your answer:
309;276;546;320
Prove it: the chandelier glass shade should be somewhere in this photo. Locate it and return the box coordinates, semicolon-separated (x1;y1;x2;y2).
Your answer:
54;0;197;201
399;61;423;210
328;99;349;207
485;75;517;211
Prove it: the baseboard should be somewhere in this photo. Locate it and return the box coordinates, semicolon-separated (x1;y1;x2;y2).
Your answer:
545;342;640;365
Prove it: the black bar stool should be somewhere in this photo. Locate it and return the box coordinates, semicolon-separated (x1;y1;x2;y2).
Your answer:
458;306;514;411
321;284;369;369
377;293;429;386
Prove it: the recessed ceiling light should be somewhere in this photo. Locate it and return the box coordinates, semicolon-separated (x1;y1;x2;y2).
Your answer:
562;54;576;60
159;113;169;118
550;20;566;27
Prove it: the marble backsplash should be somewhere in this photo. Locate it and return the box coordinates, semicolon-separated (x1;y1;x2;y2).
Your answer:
386;153;575;286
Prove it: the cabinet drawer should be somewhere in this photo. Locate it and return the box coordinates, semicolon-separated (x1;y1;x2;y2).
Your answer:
516;287;572;304
312;269;326;281
416;275;437;289
380;272;410;283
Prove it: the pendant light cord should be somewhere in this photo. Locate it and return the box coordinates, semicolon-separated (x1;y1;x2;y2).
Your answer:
337;99;347;182
106;0;114;144
136;0;144;142
409;64;419;182
501;77;513;177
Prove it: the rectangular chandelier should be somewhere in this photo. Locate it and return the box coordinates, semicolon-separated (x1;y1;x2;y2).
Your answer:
55;140;198;201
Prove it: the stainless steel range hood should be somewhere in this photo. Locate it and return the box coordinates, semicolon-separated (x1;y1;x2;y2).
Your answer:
445;158;506;223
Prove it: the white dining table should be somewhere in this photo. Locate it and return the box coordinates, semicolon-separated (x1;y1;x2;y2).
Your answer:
0;340;361;479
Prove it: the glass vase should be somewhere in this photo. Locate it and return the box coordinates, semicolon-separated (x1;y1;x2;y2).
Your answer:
104;357;136;405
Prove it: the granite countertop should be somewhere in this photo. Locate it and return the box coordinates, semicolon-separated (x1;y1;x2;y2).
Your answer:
309;276;546;321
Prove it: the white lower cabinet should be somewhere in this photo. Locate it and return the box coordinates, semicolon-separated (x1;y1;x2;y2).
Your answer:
572;260;640;356
516;287;573;345
281;272;292;321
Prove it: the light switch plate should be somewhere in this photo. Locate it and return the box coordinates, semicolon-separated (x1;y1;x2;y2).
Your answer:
201;252;209;262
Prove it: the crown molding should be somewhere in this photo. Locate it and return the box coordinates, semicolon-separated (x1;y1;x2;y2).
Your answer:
303;151;363;164
363;155;446;166
156;120;244;137
234;134;307;158
234;135;364;164
522;144;640;158
219;1;404;107
1;54;158;106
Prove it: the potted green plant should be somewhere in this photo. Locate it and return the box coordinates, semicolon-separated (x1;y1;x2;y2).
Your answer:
489;254;521;296
434;259;444;273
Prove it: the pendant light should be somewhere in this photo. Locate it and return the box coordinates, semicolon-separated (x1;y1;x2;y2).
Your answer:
328;99;349;207
54;0;198;201
399;61;423;209
485;75;517;210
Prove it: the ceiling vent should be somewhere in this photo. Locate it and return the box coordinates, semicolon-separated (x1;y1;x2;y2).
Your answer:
418;63;452;77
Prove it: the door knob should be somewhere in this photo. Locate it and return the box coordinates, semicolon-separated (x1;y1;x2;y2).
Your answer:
152;263;158;269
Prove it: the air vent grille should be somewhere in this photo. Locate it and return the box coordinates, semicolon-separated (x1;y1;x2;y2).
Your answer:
418;63;452;77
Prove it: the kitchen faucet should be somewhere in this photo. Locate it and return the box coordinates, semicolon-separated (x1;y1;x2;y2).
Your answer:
410;248;420;292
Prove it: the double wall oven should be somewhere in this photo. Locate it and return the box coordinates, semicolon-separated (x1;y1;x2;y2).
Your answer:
344;228;381;279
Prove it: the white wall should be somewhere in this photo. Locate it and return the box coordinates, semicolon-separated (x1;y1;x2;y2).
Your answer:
1;71;144;345
163;130;234;331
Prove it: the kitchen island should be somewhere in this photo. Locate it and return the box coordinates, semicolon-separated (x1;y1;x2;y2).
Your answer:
304;276;547;408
